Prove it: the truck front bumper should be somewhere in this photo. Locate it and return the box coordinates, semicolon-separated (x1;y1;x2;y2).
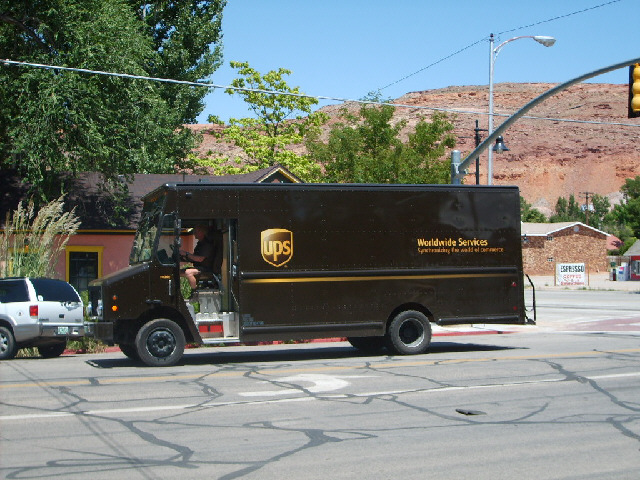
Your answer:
84;321;114;345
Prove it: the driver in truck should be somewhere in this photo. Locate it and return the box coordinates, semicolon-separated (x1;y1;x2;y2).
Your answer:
179;225;222;298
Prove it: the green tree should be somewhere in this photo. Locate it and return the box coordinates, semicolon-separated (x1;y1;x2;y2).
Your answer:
608;176;640;244
588;193;610;229
603;223;635;254
550;194;583;222
617;176;640;238
0;196;80;278
549;193;610;227
307;102;455;184
0;0;224;201
133;0;225;123
620;176;640;199
520;197;546;222
200;61;327;181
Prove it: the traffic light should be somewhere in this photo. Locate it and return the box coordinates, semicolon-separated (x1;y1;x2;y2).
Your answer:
630;63;640;119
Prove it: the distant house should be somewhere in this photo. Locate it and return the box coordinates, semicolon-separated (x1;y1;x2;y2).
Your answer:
623;239;640;257
622;240;640;281
521;222;609;275
1;166;301;292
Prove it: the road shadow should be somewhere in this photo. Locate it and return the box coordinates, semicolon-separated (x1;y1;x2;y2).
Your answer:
85;340;524;369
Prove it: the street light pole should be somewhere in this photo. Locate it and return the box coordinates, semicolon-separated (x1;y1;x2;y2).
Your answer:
488;33;496;185
487;33;556;185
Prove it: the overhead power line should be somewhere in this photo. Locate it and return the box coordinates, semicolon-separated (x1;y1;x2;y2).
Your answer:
496;0;623;36
376;37;486;92
0;57;392;106
377;0;624;93
1;58;639;129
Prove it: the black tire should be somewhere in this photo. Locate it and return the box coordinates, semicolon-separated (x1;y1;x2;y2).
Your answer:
347;336;386;354
385;310;432;355
119;343;141;361
135;318;185;367
0;326;17;360
38;341;67;358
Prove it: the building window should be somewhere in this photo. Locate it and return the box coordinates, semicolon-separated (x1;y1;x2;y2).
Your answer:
547;257;554;262
66;246;103;293
546;236;553;241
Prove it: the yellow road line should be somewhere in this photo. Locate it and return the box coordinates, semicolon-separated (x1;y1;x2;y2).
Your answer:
2;348;639;390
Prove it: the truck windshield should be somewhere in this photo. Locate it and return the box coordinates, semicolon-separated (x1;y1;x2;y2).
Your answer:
130;196;164;265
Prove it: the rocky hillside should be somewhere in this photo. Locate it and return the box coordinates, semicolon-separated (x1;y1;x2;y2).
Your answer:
394;83;640;217
191;83;640;217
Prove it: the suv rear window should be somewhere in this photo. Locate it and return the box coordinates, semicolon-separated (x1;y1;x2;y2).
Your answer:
30;278;80;303
0;280;30;303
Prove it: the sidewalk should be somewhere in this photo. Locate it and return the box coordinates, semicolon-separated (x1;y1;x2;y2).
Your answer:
431;272;640;337
526;272;640;292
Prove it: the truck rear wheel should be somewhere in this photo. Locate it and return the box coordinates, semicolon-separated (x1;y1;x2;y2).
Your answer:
135;319;185;367
0;326;17;360
347;336;386;354
385;310;432;355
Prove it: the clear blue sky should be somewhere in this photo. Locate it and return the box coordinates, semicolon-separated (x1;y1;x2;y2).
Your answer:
196;0;636;123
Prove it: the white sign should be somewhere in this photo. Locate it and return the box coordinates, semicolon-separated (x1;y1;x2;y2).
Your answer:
556;263;586;286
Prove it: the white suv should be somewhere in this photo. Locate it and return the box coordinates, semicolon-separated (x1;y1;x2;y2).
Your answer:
0;277;84;359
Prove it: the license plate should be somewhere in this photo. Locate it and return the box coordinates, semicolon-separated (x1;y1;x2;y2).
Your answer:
57;326;69;335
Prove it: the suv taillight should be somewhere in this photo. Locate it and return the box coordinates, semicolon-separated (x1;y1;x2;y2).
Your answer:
29;305;38;318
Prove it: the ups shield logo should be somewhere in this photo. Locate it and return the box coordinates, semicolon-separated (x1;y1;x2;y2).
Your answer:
261;229;293;267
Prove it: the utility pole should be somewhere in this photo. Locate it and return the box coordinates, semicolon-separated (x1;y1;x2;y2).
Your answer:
581;191;594;225
474;120;489;185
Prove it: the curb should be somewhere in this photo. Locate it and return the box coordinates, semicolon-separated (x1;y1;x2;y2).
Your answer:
61;330;516;356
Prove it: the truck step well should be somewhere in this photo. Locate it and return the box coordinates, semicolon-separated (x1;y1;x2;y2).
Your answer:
194;312;238;339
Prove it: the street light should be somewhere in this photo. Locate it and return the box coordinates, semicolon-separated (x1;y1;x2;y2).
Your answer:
474;122;510;184
492;136;509;153
487;33;556;185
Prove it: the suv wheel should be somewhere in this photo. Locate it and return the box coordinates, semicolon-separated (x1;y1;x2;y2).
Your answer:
38;341;67;358
0;326;18;360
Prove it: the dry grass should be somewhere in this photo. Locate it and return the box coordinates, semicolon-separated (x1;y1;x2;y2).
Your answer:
0;196;80;278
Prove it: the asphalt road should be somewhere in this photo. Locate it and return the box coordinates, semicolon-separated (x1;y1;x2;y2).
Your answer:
1;289;639;480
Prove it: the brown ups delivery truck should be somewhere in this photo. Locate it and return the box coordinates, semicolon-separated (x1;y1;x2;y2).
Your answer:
87;182;529;366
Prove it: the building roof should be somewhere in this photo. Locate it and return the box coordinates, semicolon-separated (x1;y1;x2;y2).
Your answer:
521;222;609;238
607;235;622;251
1;165;301;231
117;165;300;206
624;239;640;256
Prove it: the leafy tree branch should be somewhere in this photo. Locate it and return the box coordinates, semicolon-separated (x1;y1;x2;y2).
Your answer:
0;0;225;202
199;61;327;181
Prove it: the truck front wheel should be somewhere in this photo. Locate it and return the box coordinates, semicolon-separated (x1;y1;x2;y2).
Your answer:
385;310;432;355
135;319;185;367
119;343;140;361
